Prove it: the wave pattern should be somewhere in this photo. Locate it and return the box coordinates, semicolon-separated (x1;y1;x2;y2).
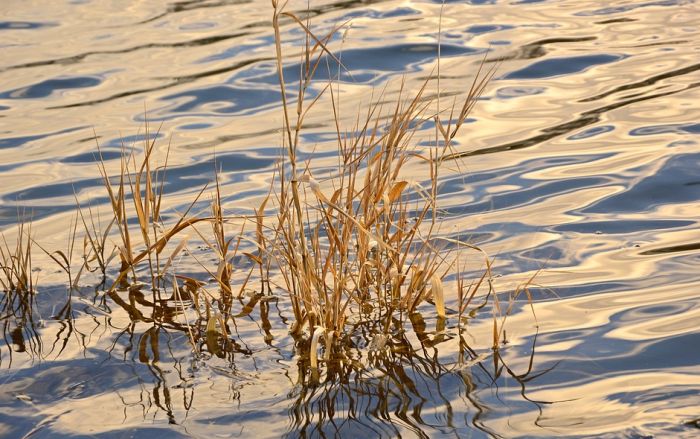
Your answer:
1;0;699;437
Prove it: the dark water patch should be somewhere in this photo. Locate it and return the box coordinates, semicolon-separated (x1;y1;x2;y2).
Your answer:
567;124;615;140
0;21;57;30
511;244;573;272
668;140;698;147
440;154;614;217
640;241;700;256
0;413;41;439
581;62;700;102
585;153;700;214
518;244;566;263
598;329;700;371
162;85;283;116
299;131;344;144
135;0;254;26
618;302;693;322
1;134;49;150
486;36;597;63
49;57;273;110
179;123;214;130
443;31;463;39
179;21;216;31
0;126;86;150
496;86;546;99
379;6;419;17
610;387;700;425
536;327;700;374
429;0;494;3
197;37;271;64
2;31;250;72
292;0;402;25
629;123;700;136
575;0;688;16
103;132;164;148
554;219;694;235
0;359;192;438
595;17;638;24
173;152;274;179
503;54;624;80
3;152;274;208
631;39;689;49
60;150;123;164
686;418;700;429
337;6;419;20
1;360;147;404
245;43;481;86
466;24;514;35
449;82;695;160
418;139;462;148
4;177;105;203
0;76;101;100
540;328;598;344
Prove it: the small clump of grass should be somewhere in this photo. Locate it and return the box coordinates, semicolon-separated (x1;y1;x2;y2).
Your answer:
34;211;84;291
74;194;118;285
0;213;36;295
0;213;41;366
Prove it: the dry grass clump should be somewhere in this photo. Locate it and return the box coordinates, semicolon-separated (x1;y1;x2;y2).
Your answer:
0;216;36;295
268;1;506;367
1;3;535;368
0;215;41;366
90;127;266;356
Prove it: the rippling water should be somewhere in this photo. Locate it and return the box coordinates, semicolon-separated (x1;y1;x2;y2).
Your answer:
1;0;699;437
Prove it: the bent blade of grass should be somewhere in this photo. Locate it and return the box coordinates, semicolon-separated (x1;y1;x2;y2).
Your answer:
431;274;445;319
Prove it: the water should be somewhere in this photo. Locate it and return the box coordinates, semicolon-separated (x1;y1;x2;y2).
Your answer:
1;0;699;437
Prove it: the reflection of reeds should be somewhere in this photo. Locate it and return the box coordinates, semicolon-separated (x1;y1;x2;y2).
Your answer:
288;317;549;438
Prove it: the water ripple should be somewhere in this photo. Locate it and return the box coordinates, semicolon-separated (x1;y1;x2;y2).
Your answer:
1;0;699;437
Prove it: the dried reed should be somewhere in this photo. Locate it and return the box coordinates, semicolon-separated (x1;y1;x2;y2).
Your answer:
0;213;36;294
3;2;535;368
268;1;506;368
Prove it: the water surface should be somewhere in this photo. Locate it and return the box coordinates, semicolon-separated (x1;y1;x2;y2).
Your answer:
1;0;699;437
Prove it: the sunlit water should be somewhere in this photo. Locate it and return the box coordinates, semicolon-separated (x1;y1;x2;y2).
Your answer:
1;0;699;437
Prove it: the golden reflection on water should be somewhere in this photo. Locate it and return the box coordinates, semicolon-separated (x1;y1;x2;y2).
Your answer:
1;0;700;437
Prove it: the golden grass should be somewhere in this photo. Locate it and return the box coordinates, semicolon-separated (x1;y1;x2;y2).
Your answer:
0;213;36;295
268;1;511;364
0;2;536;367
